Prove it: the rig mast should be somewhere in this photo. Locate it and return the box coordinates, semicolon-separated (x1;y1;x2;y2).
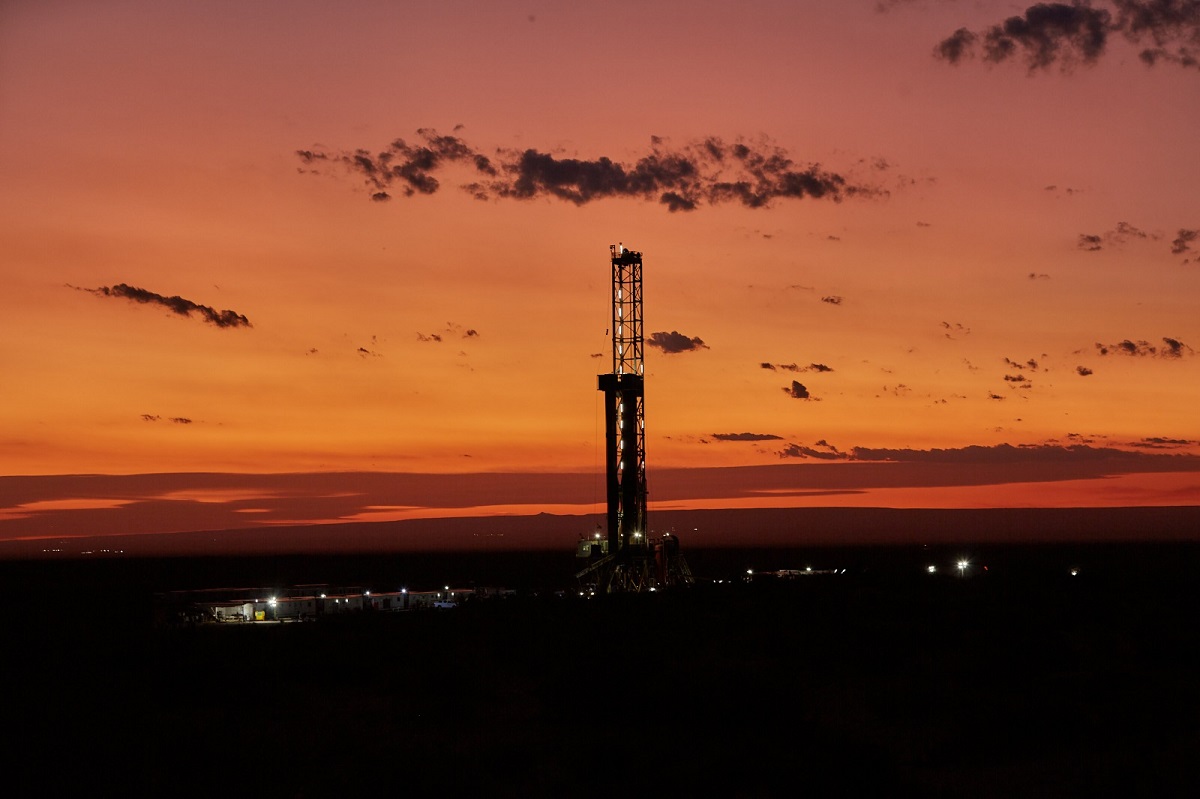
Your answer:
576;243;692;593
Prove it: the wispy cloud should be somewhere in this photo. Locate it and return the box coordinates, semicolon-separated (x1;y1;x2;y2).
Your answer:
935;1;1200;73
77;283;251;328
299;129;887;213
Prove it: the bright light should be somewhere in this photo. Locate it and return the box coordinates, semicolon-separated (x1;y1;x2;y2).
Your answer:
927;565;937;574
958;559;969;576
1070;569;1078;576
364;590;370;596
746;569;754;575
320;593;326;598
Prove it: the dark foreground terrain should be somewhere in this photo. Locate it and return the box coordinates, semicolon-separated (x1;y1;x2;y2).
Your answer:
4;542;1199;797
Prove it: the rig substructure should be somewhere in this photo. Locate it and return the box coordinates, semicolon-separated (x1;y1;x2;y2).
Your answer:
575;243;693;593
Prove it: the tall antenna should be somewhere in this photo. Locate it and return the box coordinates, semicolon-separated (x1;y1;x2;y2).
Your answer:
576;243;692;593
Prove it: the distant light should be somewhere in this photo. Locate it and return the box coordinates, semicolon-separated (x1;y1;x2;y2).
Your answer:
364;590;370;595
927;565;937;574
320;593;326;598
649;587;657;592
806;566;812;573
746;569;754;575
401;588;407;593
1070;569;1079;576
444;585;450;590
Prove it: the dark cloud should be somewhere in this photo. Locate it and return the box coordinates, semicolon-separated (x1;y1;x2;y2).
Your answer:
1095;337;1193;357
82;283;251;328
937;27;979;62
778;443;848;460
1117;0;1200;68
783;381;812;399
1172;228;1198;254
711;432;784;442
847;441;1198;463
299;130;884;213
1004;357;1040;371
821;295;844;305
1080;222;1160;251
648;331;708;354
1130;436;1195;448
1076;365;1094;375
761;362;831;372
140;413;193;424
1161;336;1194;357
942;321;971;338
935;1;1200;72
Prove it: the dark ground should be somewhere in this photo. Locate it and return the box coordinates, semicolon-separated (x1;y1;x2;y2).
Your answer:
4;542;1199;797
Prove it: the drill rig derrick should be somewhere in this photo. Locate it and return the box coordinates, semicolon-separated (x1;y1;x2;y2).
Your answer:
576;243;692;593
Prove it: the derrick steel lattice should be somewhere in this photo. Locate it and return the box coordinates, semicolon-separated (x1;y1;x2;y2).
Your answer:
576;243;693;593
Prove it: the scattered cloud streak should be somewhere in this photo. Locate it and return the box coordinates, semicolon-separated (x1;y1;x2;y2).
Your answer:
1095;337;1194;357
778;440;1200;465
761;362;833;372
299;129;887;213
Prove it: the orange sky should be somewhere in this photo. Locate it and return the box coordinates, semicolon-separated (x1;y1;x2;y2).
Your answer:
2;1;1198;548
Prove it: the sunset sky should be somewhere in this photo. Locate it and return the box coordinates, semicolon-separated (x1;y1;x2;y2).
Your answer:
2;0;1198;551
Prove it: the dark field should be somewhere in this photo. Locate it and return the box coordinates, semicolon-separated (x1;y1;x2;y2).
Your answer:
5;542;1199;797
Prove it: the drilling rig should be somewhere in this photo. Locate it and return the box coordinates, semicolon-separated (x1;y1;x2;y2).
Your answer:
575;243;693;593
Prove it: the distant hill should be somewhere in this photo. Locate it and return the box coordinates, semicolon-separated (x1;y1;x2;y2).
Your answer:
5;505;1198;560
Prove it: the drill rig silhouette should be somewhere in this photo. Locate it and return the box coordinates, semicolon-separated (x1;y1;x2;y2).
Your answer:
575;244;693;593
